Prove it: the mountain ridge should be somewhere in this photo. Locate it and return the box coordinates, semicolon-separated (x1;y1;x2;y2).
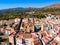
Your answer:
0;4;60;11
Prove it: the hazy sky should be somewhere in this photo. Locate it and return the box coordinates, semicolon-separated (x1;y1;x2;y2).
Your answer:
0;0;60;9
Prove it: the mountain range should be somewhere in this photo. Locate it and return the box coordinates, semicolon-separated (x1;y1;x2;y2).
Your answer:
0;4;60;11
0;4;60;20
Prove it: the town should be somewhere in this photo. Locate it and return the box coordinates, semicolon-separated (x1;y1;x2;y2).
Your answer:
0;14;60;45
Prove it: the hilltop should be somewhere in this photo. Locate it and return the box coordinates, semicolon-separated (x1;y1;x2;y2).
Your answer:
45;4;60;8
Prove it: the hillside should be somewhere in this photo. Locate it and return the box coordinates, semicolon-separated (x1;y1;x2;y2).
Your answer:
45;4;60;8
0;4;60;20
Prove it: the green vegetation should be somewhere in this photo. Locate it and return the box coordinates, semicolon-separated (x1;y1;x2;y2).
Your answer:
0;32;4;35
0;8;60;20
3;23;7;26
0;37;9;42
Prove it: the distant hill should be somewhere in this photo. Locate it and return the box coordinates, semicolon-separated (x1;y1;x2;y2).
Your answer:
0;7;26;12
0;4;60;20
0;4;60;12
45;4;60;8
